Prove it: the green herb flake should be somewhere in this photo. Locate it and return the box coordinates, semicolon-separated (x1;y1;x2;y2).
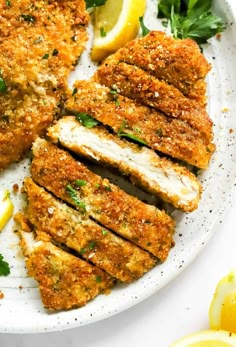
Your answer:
104;185;112;192
34;36;43;44
89;241;96;250
156;128;163;137
0;254;10;276
100;27;107;37
139;16;150;36
52;48;59;56
20;14;36;23
75;179;87;187
0;72;7;93
80;248;87;255
85;0;107;9
42;53;49;60
5;0;11;7
102;229;108;236
72;87;78;96
95;275;102;283
66;184;86;211
76;112;99;128
95;183;100;189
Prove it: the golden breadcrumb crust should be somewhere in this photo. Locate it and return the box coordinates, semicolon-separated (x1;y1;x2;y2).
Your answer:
31;139;175;261
0;0;88;170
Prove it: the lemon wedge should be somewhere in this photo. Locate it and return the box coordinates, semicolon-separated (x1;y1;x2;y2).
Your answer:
169;330;236;347
209;270;236;333
91;0;146;62
0;189;14;231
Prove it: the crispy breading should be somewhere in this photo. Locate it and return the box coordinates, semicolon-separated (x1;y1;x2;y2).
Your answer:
0;0;88;170
108;31;211;104
23;178;157;283
24;239;113;311
47;118;202;211
66;80;214;168
94;61;214;144
31;138;175;260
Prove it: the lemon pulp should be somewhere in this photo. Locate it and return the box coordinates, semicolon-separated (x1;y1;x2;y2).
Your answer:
91;0;147;62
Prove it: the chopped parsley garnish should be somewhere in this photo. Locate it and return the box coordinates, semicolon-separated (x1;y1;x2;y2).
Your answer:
66;185;86;210
104;185;112;192
95;275;102;283
0;254;10;276
20;14;36;23
85;0;107;9
102;229;108;236
5;0;11;7
118;120;146;146
72;87;78;96
75;179;87;187
156;128;163;137
52;48;59;56
76;112;99;128
139;16;150;36
100;27;107;37
0;70;7;93
157;0;226;43
80;248;87;255
89;241;96;250
34;36;43;44
42;53;49;59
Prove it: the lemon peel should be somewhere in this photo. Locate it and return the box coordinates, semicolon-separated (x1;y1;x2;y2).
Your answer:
169;330;236;347
91;0;146;62
0;189;14;231
209;270;236;333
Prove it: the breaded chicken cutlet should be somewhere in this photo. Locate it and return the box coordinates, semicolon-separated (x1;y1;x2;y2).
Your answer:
66;80;214;168
0;0;88;170
48;117;201;212
31;139;175;261
18;231;113;311
21;178;157;283
107;31;211;104
94;60;213;142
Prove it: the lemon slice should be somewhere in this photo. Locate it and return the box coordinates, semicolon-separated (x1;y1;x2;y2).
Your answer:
91;0;146;62
169;330;236;347
0;189;14;231
209;270;236;333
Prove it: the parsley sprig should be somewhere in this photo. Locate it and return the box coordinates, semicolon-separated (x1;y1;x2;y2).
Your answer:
66;185;86;211
0;254;10;276
157;0;226;43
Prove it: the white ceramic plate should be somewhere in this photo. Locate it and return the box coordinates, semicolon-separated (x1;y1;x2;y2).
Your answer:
1;0;236;333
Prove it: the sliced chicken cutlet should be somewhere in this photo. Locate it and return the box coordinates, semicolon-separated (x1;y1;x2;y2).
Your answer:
66;80;213;168
94;60;214;145
0;0;88;170
31;138;175;261
47;117;201;212
22;178;157;283
18;231;113;311
108;31;211;104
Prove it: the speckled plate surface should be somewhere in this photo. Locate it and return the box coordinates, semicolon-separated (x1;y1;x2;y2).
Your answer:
0;0;236;334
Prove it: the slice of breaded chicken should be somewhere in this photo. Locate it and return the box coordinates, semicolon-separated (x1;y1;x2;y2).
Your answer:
107;31;211;104
18;231;114;311
94;61;214;143
31;138;175;261
22;178;157;283
66;80;214;168
0;0;88;170
47;118;201;211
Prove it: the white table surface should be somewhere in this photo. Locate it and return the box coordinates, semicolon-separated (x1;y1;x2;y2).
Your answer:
1;188;235;346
